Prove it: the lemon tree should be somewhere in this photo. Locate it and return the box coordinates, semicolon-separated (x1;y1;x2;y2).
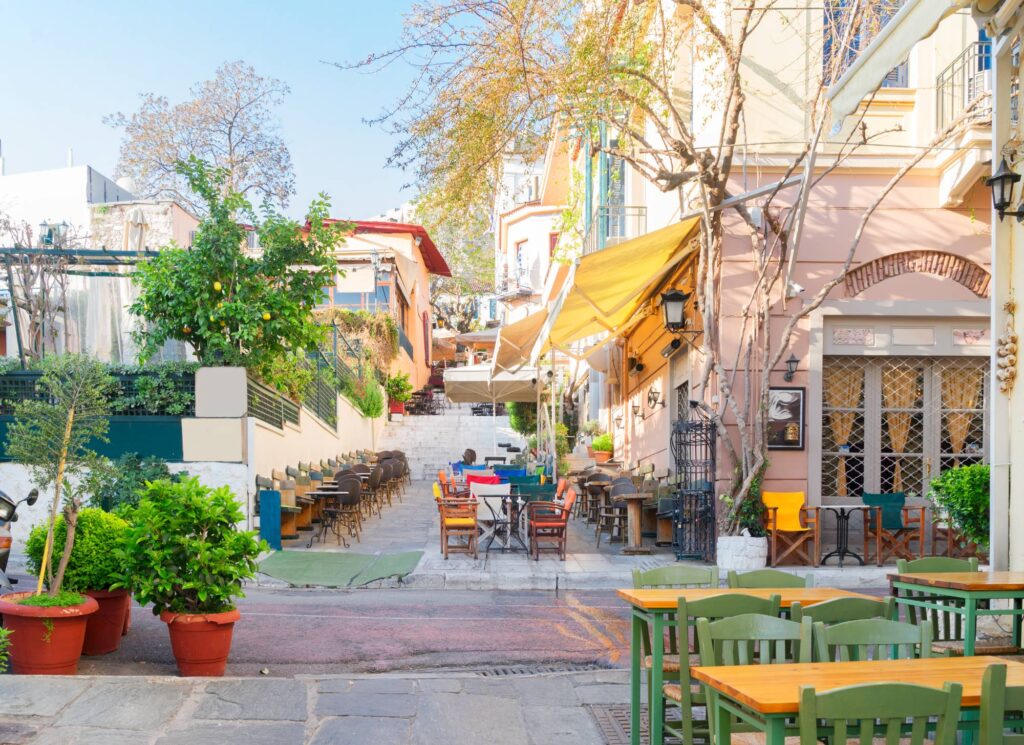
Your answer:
130;158;347;395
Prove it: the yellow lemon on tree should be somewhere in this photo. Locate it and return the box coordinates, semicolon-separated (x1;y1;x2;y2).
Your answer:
213;281;222;292
262;312;271;321
182;325;191;334
209;314;215;322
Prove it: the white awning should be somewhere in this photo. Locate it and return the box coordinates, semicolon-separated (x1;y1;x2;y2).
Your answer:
443;364;539;403
826;1;966;132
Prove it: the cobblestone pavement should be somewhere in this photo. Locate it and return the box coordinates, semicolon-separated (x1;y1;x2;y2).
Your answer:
0;669;629;745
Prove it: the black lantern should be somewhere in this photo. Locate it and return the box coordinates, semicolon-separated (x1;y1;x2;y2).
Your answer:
784;353;799;382
661;290;690;331
987;158;1024;221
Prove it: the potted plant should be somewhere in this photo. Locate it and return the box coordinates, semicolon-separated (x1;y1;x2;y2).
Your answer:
0;355;115;675
716;481;769;571
0;627;10;673
591;433;614;464
580;420;602;456
928;463;989;557
118;477;265;676
385;372;413;417
25;508;130;656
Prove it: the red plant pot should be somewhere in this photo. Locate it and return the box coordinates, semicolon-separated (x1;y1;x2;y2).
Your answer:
0;591;98;675
160;608;241;677
82;589;131;656
389;399;406;415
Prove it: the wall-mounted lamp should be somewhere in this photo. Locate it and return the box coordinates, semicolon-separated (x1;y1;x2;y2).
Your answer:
661;289;690;331
627;356;646;375
987;158;1024;221
783;353;800;382
647;387;665;409
632;403;645;421
614;414;624;429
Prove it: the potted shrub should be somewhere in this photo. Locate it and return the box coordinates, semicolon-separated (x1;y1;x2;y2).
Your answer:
591;433;614;464
928;463;990;557
25;508;130;656
385;373;413;417
0;355;114;674
716;484;769;571
118;477;265;676
580;420;602;457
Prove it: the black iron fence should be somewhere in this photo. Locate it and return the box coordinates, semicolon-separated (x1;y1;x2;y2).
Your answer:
670;402;717;562
936;40;992;132
247;377;300;429
0;368;196;417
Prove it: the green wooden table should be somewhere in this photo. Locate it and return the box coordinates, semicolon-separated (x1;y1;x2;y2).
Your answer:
616;586;876;745
693;656;1024;745
889;572;1024;656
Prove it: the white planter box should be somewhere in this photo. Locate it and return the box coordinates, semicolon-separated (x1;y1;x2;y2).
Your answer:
716;536;769;572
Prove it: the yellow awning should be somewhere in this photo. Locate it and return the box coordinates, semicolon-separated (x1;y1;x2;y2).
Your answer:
492;309;548;374
547;217;701;350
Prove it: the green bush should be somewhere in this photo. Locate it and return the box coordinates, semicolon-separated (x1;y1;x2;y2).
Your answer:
384;372;414;403
25;508;129;592
507;402;537;436
591;433;614;452
18;591;86;607
117;478;265;615
89;453;183;513
0;627;10;673
928;463;990;548
343;374;385;418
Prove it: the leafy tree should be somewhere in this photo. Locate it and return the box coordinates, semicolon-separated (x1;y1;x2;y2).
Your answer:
6;355;115;598
507;401;537;436
106;60;294;214
929;464;990;549
129;158;347;397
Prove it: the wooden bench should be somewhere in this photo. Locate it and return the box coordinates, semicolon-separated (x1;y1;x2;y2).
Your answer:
274;469;313;532
256;474;301;540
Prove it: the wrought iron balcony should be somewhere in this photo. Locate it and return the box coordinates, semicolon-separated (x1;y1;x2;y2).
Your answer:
583;206;647;255
496;269;535;298
936;40;993;133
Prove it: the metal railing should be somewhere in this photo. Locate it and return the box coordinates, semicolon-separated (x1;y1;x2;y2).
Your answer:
936;41;993;133
583;206;647;255
0;368;196;417
301;351;339;429
247;378;300;429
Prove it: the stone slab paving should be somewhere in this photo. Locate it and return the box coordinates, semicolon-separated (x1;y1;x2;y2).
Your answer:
0;670;629;745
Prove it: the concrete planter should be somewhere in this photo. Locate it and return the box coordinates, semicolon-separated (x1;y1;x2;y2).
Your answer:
716;535;769;571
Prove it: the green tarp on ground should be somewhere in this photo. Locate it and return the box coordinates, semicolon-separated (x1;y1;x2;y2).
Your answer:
258;550;423;588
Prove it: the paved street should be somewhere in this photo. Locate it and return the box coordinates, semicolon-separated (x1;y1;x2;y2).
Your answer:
72;588;633;677
0;669;629;745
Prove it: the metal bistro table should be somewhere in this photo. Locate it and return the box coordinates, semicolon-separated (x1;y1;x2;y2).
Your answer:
617;587;876;745
693;656;1024;745
819;504;867;567
889;572;1024;656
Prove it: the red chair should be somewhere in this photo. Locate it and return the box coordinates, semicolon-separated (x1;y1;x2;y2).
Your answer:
527;489;577;561
466;473;501;488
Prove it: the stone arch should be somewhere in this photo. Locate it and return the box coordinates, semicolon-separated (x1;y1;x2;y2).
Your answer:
844;250;990;298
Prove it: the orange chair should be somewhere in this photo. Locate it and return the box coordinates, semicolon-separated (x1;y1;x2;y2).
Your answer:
527;489;577;561
761;491;820;567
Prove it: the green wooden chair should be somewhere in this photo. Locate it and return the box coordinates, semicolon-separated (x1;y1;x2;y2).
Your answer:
661;594;781;745
791;596;894;624
798;681;962;745
812;617;932;662
727;568;812;588
979;663;1024;745
691;613;812;744
632;565;720;655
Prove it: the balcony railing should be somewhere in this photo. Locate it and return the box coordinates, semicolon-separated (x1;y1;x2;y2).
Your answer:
583;206;647;255
497;269;534;297
936;41;993;133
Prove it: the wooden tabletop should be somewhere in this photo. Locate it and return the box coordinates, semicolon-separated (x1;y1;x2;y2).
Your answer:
616;587;874;610
692;656;1024;714
889;572;1024;591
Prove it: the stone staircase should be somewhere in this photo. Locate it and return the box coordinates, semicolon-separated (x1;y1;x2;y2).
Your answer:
376;403;526;479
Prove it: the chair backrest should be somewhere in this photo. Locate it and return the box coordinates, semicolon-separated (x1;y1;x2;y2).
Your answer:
812;618;932;662
682;593;781;624
790;596;893;624
761;491;807;532
798;681;962;745
353;464;371;475
369;466;383;489
696;613;812;666
508;474;541;486
286;465;301;479
862;492;906;531
432;482;443;500
298;461;310;472
979;664;1024;745
632;565;720;589
255;474;273;490
335;477;361;505
470;482;512;498
896;556;980;574
609;482;637;499
727;568;812;588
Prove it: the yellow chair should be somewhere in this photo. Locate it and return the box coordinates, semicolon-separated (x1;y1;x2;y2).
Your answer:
762;491;820;567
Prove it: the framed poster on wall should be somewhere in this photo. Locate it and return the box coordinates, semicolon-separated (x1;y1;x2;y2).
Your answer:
767;387;805;450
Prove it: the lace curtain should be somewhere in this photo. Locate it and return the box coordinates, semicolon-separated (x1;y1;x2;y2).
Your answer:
942;364;984;464
882;362;919;492
824;365;864;496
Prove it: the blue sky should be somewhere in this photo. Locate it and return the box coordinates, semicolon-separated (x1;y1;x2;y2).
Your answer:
0;0;417;220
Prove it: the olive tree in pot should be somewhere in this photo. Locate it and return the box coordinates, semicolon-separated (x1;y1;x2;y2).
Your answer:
117;478;265;676
0;355;115;674
716;477;769;571
25;508;130;656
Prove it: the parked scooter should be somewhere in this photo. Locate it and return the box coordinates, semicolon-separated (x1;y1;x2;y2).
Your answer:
0;489;39;591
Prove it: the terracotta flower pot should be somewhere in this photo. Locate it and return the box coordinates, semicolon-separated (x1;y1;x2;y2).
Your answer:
82;589;131;656
593;451;612;463
160;608;241;677
0;591;98;675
